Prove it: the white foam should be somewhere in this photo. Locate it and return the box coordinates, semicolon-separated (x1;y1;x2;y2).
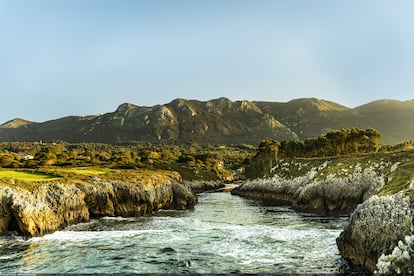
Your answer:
29;229;163;243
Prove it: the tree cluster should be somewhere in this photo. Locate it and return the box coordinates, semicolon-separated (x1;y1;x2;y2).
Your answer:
381;140;414;153
278;128;381;158
246;128;382;179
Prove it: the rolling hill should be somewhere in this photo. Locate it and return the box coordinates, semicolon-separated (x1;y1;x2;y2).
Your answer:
1;97;413;145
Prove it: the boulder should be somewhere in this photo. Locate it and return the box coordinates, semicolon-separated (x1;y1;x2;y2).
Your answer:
337;193;413;272
169;181;198;209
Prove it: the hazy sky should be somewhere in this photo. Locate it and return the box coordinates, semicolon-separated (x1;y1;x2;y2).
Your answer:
1;0;414;123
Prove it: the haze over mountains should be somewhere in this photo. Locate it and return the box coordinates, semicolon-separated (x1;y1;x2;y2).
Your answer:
1;98;413;145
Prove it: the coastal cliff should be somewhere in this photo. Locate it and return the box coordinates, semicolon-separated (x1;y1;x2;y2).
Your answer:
0;169;197;237
233;150;414;272
232;156;390;214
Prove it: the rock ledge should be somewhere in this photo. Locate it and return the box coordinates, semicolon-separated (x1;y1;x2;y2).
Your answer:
0;171;197;237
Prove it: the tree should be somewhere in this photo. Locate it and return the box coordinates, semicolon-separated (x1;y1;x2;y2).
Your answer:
0;154;18;168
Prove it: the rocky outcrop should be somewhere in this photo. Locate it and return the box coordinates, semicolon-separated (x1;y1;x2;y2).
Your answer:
226;149;414;275
232;159;388;214
0;173;197;238
337;193;414;272
187;181;225;194
0;184;89;237
168;181;198;209
235;152;414;273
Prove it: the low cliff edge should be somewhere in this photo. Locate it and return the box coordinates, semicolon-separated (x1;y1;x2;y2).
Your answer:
0;169;197;237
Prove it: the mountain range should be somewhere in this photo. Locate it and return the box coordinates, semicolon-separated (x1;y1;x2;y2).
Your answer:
1;97;413;145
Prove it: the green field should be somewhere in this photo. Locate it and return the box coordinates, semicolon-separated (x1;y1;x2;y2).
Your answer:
0;170;62;182
60;167;110;176
0;167;110;183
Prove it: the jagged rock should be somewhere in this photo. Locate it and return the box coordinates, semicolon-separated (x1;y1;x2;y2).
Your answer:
0;176;197;238
75;182;116;217
235;152;414;272
0;187;15;233
337;193;414;272
169;181;198;209
0;184;89;237
187;181;225;194
232;159;386;214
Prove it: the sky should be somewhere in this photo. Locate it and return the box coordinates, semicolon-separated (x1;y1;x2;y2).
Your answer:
1;0;414;123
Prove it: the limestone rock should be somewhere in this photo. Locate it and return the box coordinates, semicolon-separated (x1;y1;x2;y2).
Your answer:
169;181;197;210
232;160;385;214
337;193;413;272
0;184;89;237
187;181;225;194
75;182;116;217
0;176;197;238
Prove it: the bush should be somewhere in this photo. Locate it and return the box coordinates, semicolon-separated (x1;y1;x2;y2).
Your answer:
377;235;414;274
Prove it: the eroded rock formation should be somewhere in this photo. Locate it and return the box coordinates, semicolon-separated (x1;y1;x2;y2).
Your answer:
187;181;225;194
0;172;197;238
337;193;414;272
232;159;387;214
234;153;414;273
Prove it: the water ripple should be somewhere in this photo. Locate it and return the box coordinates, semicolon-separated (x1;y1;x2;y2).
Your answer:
0;193;348;274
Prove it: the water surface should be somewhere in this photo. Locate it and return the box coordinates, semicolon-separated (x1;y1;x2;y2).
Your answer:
0;192;348;274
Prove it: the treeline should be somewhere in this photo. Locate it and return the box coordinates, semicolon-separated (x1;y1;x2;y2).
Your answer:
0;141;254;181
246;128;382;179
381;140;414;152
277;128;381;158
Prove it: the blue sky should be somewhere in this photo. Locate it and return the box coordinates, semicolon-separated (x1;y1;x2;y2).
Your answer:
1;0;414;123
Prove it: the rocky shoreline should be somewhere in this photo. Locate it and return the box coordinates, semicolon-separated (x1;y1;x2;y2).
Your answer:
186;180;225;194
1;152;413;273
232;158;386;214
0;170;197;238
232;154;414;273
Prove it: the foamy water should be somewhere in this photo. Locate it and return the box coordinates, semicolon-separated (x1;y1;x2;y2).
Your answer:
0;192;349;274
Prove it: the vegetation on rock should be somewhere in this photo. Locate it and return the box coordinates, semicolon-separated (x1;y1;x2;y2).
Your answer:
1;124;414;273
0;168;196;237
246;128;383;179
337;193;413;272
377;234;414;274
235;128;414;273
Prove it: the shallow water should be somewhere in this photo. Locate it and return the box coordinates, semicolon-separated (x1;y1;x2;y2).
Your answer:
0;192;348;274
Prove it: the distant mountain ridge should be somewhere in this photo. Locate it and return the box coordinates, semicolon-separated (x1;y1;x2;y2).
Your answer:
1;97;413;145
1;118;33;129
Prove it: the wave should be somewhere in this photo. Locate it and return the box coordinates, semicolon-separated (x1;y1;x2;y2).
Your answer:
28;228;164;243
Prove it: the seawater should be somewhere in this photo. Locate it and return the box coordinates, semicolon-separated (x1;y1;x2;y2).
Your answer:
0;192;348;274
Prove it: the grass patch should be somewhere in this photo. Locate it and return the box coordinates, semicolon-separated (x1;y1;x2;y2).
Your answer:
59;167;110;176
0;170;62;182
378;158;414;197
